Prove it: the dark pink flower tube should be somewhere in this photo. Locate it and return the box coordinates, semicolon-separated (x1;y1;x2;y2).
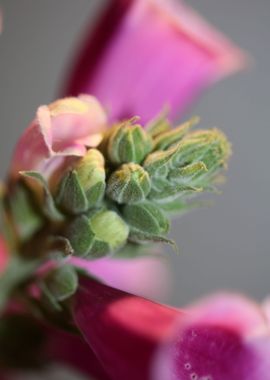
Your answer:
74;277;270;380
64;0;246;123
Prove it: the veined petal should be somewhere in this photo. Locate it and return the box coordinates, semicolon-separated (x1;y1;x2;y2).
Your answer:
10;95;107;180
64;0;246;123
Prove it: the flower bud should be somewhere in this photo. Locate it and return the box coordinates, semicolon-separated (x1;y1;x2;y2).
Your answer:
107;121;152;164
171;129;231;171
106;163;151;204
57;149;106;214
123;202;169;236
42;265;78;308
66;210;129;258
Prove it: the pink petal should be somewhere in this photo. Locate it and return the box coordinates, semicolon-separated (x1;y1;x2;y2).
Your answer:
70;256;171;300
0;236;9;275
63;0;246;123
10;96;107;179
74;277;183;380
153;294;270;380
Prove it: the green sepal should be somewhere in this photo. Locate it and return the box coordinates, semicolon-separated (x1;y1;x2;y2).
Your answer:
123;202;169;235
145;110;171;138
143;148;176;176
128;227;176;249
20;171;64;222
107;121;152;164
65;215;95;257
8;183;43;242
56;170;88;215
153;116;199;150
106;163;151;204
148;183;201;203
43;265;78;303
87;239;111;259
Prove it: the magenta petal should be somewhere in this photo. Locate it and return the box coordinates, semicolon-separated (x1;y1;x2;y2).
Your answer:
74;277;183;380
70;256;171;299
64;0;246;123
154;294;270;380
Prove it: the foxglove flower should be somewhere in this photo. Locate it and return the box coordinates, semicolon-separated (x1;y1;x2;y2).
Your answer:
73;277;270;380
64;0;246;123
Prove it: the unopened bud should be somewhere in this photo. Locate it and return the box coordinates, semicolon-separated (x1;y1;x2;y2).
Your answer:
106;163;151;204
57;149;105;214
107;121;152;164
123;201;169;236
66;210;129;258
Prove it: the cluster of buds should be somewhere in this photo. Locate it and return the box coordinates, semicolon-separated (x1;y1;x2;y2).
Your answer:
0;97;231;314
6;112;231;265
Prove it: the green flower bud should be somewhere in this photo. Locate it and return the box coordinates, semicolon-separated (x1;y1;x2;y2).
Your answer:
89;210;129;252
122;201;169;235
66;210;129;258
107;121;152;164
171;129;231;171
57;149;105;214
106;163;151;204
43;265;78;303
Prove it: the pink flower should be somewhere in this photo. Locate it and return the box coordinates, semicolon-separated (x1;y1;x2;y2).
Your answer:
63;0;246;123
73;277;270;380
10;95;107;180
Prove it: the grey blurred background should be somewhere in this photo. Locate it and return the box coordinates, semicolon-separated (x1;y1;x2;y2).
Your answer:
0;0;269;308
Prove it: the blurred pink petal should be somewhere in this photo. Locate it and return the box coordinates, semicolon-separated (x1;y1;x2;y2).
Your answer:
10;96;107;180
74;278;270;380
0;236;9;275
71;256;171;300
155;294;270;380
63;0;246;123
